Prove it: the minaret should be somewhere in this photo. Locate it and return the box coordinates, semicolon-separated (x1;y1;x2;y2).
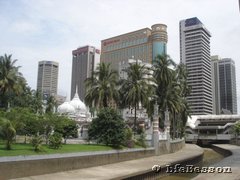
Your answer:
74;85;80;99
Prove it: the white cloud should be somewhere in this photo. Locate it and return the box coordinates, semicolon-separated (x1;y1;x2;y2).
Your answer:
10;21;40;34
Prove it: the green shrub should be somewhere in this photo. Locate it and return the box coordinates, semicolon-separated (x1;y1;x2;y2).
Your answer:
0;118;16;150
31;135;43;152
124;127;134;148
48;132;62;149
136;132;147;148
136;126;144;135
88;108;126;148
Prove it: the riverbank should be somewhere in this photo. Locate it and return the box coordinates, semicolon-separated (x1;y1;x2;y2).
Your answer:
193;144;240;180
13;144;203;180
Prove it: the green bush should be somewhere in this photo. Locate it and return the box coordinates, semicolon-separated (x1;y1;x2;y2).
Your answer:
124;127;134;148
88;108;126;148
136;132;147;148
0;118;16;150
48;132;62;149
54;116;78;144
31;135;43;152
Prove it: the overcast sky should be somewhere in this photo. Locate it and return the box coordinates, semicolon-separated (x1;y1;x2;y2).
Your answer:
0;0;240;109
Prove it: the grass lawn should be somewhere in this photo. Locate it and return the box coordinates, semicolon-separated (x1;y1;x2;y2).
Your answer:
0;142;115;157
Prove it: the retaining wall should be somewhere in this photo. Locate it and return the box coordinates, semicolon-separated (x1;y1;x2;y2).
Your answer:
169;138;185;153
0;148;155;179
159;138;185;154
211;144;232;157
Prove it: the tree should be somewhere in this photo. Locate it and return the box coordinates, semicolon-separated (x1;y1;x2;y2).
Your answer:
41;114;55;144
85;62;119;109
120;61;155;132
8;108;41;137
175;64;191;138
31;90;43;114
54;116;78;144
45;95;57;113
10;86;33;108
154;54;176;85
124;127;134;148
31;135;43;152
0;54;26;109
88;108;126;147
0;118;16;150
233;121;240;144
154;54;177;111
233;121;240;135
48;132;62;149
154;55;190;139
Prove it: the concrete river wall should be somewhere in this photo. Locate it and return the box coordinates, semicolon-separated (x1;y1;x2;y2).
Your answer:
0;139;187;179
0;148;155;179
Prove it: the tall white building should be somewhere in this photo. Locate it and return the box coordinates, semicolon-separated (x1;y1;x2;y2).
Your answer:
180;17;212;115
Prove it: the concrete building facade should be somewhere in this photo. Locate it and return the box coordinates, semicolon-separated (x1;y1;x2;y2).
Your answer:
100;24;168;70
71;45;100;100
37;61;59;99
180;17;213;115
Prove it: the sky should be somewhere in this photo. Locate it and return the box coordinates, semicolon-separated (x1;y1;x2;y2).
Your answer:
0;0;240;109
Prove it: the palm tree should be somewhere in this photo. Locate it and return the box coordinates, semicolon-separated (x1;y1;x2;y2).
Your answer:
46;95;57;113
175;64;191;138
154;54;176;85
0;54;26;108
10;85;33;108
32;90;43;114
153;55;191;139
85;62;119;109
154;54;178;112
176;63;191;97
120;61;155;132
0;118;16;150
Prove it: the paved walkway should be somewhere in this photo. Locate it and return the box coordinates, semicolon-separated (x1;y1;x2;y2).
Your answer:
193;144;240;180
14;144;203;180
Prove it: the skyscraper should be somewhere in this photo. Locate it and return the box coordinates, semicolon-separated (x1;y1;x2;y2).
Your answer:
212;56;238;114
180;17;212;115
37;61;59;99
211;55;221;115
101;24;167;70
71;45;100;100
218;58;237;114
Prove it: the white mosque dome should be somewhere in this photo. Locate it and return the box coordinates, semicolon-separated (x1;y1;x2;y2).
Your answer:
58;102;75;114
69;89;87;112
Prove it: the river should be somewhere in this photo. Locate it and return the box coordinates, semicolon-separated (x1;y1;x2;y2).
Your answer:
158;147;225;180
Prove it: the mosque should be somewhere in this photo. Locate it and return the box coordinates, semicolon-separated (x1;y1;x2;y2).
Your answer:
57;87;92;139
57;85;151;140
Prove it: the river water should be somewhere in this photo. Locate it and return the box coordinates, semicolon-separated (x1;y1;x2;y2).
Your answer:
158;148;225;180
